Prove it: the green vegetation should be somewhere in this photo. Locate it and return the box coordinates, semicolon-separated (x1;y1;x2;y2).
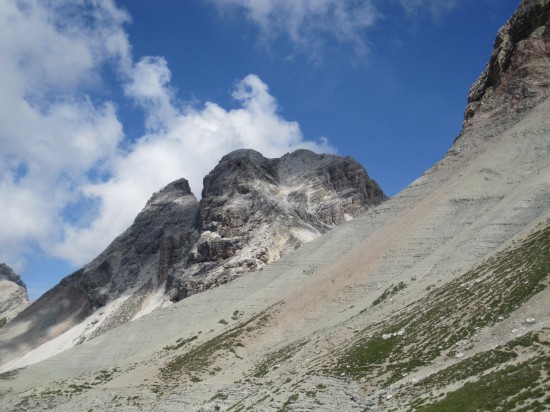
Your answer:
0;317;6;329
159;310;272;382
372;282;407;306
93;367;120;384
416;355;549;411
67;383;92;393
323;223;550;386
218;319;229;325
163;335;198;351
415;331;545;392
210;392;229;401
279;393;299;411
253;339;308;378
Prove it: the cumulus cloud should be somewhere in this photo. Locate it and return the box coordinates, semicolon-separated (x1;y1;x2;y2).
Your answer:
54;65;333;265
0;0;129;268
1;0;460;273
0;1;333;268
211;0;378;58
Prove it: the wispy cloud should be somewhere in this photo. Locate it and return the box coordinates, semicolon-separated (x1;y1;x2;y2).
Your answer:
211;0;462;60
398;0;459;19
211;0;379;59
0;1;332;268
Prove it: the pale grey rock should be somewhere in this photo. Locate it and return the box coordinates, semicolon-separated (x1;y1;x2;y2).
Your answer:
462;0;550;141
0;150;385;364
0;263;29;325
167;149;385;301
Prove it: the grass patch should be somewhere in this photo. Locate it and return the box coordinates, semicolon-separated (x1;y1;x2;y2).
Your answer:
372;282;407;306
252;339;308;378
321;222;550;386
163;335;198;351
159;310;272;382
416;355;549;411
93;367;120;384
280;393;299;411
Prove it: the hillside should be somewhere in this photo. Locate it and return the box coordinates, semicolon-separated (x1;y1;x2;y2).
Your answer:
0;0;549;410
0;149;385;373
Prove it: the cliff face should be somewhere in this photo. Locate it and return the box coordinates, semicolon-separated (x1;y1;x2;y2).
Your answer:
0;149;385;364
0;264;29;325
167;149;386;301
462;0;550;139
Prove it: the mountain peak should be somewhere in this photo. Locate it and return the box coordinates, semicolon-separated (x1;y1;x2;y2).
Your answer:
145;178;194;208
0;149;384;365
0;264;29;325
0;263;25;290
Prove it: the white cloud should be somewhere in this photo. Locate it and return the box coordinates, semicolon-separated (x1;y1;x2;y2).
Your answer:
211;0;378;58
54;66;333;265
211;0;462;59
0;0;129;267
0;1;334;269
0;0;464;276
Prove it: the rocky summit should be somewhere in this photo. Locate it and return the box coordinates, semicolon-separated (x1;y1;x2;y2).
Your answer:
0;0;549;410
0;149;385;371
0;264;29;326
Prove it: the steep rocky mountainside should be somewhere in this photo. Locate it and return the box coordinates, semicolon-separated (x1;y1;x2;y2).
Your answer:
168;149;385;301
0;264;29;326
0;149;385;371
0;1;549;410
461;0;550;144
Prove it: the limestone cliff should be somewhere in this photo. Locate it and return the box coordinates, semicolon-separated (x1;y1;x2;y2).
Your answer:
0;149;384;364
462;0;550;139
0;264;29;326
167;149;386;301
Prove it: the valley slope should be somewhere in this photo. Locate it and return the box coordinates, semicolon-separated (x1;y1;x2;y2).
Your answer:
0;0;549;410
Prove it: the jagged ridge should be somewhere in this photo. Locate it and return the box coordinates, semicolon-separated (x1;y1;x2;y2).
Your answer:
0;149;385;369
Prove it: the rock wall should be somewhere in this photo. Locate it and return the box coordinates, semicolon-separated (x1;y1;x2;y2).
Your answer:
0;149;385;364
167;149;386;301
0;264;29;325
463;0;550;138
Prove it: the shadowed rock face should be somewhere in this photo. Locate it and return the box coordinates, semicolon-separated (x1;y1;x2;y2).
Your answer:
0;178;199;363
0;150;385;366
0;264;29;325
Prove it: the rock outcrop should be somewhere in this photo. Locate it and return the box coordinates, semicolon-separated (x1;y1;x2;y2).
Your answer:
0;149;385;366
167;149;386;301
463;0;550;139
0;264;29;326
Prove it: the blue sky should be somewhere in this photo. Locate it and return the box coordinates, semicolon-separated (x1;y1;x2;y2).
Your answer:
0;0;520;300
